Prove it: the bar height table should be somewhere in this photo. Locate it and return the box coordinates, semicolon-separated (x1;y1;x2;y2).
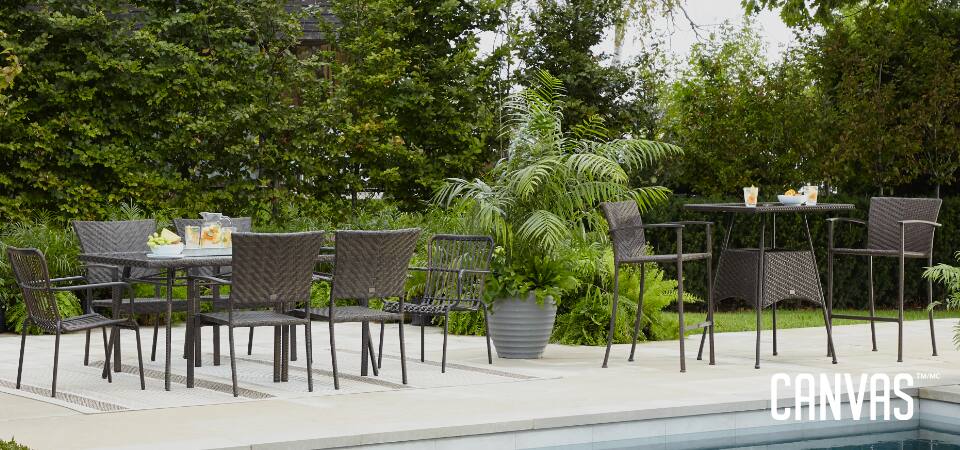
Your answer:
684;202;853;368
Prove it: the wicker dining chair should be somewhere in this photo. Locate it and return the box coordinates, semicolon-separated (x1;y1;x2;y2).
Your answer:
174;217;257;365
292;229;420;389
600;201;715;372
194;232;323;397
7;247;145;397
72;219;183;364
827;197;942;362
379;234;494;373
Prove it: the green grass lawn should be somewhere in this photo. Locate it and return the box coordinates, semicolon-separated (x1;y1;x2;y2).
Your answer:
683;309;960;334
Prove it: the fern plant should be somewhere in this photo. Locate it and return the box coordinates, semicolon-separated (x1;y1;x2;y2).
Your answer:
435;70;681;303
923;251;960;349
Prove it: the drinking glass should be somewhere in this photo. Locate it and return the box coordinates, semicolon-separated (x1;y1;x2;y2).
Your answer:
743;186;759;207
221;227;236;248
184;226;201;249
803;185;818;205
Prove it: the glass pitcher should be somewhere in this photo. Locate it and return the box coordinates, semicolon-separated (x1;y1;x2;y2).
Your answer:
199;212;230;248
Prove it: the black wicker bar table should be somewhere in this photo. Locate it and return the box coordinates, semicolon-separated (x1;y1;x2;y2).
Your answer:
683;202;854;369
78;251;336;390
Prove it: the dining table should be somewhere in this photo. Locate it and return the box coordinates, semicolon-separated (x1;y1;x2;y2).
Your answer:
77;251;336;390
683;202;854;369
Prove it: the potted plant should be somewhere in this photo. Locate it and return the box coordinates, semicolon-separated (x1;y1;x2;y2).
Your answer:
924;252;960;349
436;71;681;358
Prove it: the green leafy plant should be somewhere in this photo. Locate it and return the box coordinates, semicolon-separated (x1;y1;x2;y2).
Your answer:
0;437;30;450
436;70;681;305
6;291;82;335
923;251;960;349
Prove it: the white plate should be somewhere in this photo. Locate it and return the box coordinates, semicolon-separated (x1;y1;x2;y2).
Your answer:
147;254;183;259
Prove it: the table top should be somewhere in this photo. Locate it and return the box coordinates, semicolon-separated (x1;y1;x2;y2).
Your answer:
78;252;336;269
683;202;855;214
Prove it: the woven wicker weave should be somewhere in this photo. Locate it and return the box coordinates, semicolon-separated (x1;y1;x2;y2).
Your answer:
600;201;714;372
714;249;822;308
7;246;145;397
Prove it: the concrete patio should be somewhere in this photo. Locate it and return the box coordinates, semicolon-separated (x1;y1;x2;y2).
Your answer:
0;317;958;450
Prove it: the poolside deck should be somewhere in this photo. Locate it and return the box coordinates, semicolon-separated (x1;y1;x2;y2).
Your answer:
1;318;958;449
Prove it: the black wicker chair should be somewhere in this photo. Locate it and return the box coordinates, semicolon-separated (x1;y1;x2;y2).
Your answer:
194;232;323;397
600;201;715;372
7;247;145;397
379;234;494;373
293;229;419;389
827;197;942;362
72;219;183;365
174;217;256;365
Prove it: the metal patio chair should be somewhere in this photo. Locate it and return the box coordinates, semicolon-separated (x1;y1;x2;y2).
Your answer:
827;197;942;362
193;232;323;397
72;219;185;364
292;229;419;389
8;247;145;397
600;200;715;372
379;234;494;373
174;217;258;365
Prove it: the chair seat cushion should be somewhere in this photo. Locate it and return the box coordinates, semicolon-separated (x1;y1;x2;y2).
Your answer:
293;306;400;323
620;252;710;264
197;311;305;327
92;297;188;313
61;313;128;332
832;248;927;258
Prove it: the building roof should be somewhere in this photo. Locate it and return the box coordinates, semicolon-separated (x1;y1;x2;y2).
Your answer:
286;0;338;44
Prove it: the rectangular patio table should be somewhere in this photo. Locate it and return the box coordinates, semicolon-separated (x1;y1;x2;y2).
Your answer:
77;251;335;390
683;202;854;368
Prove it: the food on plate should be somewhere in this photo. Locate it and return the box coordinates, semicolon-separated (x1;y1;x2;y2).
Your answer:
784;189;800;196
147;229;182;248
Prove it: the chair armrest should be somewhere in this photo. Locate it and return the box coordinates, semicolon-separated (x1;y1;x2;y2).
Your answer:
409;266;429;272
899;220;942;227
641;222;685;229
674;220;713;226
312;272;332;282
51;281;131;292
193;275;231;285
49;276;86;284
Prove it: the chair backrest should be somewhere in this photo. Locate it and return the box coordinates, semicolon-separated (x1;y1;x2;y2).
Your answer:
422;235;494;305
331;229;421;300
72;219;157;281
174;217;253;276
6;247;60;330
866;197;942;254
229;232;326;307
600;201;646;263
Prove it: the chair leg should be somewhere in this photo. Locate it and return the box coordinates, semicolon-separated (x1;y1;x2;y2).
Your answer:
16;320;28;390
305;322;314;392
51;330;61;397
213;325;221;366
420;320;426;362
100;327;109;379
826;247;835;358
228;326;238;397
928;254;938;357
329;321;339;390
291;325;298;362
378;322;385;369
103;326;114;384
821;303;837;364
677;260;686;373
482;307;493;365
151;314;160;362
399;315;408;385
84;330;92;366
898;253;905;363
706;256;716;365
133;324;146;390
366;326;379;376
248;327;255;355
602;265;620;368
441;310;450;373
868;256;878;351
772;301;778;356
629;263;645;362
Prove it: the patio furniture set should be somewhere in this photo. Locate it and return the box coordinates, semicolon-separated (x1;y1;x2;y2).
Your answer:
6;196;944;398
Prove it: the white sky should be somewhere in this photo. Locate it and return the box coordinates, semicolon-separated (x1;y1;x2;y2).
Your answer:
608;0;797;62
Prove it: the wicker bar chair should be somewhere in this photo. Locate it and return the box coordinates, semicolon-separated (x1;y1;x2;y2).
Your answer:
193;232;323;397
379;234;494;373
72;219;183;365
174;217;259;365
600;201;715;372
827;197;942;362
7;247;145;397
292;229;419;389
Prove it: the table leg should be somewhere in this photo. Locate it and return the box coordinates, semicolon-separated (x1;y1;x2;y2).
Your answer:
282;323;289;382
273;326;281;382
165;269;174;391
771;215;777;357
755;215;766;370
112;283;122;373
803;216;837;364
187;276;196;388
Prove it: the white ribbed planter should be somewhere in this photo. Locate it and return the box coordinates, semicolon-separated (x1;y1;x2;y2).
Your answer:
488;293;557;359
